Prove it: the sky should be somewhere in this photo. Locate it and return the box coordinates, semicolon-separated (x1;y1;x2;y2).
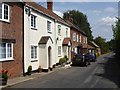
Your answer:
35;0;119;41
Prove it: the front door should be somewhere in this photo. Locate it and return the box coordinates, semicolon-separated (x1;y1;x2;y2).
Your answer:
48;46;51;68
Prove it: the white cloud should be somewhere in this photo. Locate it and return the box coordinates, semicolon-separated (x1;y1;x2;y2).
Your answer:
91;10;102;16
53;11;63;18
100;17;117;26
104;7;116;13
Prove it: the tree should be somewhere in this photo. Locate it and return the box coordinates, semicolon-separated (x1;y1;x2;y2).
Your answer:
63;10;93;41
94;36;110;54
112;18;120;57
107;39;115;51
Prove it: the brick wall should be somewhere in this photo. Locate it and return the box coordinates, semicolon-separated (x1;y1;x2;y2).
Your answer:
1;2;24;78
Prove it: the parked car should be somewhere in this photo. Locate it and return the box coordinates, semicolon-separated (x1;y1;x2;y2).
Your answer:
72;54;90;66
86;53;96;62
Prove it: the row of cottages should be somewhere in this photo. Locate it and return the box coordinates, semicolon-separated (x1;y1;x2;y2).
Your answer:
0;0;92;78
0;1;71;78
24;1;71;73
66;20;88;61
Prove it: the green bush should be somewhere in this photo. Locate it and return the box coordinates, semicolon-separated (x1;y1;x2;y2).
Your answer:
27;65;32;75
64;55;69;61
59;58;66;65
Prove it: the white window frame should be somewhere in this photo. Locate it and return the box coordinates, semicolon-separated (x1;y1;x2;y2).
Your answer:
84;37;86;43
77;35;79;42
72;33;76;41
58;46;61;56
79;35;81;42
31;46;37;61
0;3;10;22
58;25;61;36
66;28;68;37
0;43;13;61
31;14;37;29
47;21;52;33
85;38;87;44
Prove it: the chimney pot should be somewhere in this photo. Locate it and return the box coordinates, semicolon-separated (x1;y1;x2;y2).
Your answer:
47;0;53;11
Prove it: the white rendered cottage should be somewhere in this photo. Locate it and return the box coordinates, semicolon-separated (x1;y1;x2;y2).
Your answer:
23;1;71;73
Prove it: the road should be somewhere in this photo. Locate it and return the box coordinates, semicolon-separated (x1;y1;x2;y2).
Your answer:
4;53;120;88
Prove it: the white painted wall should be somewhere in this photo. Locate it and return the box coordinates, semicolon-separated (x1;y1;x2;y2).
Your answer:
55;22;70;63
24;6;56;72
24;5;71;73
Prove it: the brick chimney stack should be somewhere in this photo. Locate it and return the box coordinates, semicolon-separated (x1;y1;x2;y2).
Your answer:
47;0;53;11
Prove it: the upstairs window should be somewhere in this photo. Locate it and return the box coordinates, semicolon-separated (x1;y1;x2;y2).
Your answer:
72;33;76;41
0;3;9;22
84;37;87;43
31;14;37;29
79;35;81;42
66;28;68;37
85;38;87;44
77;35;79;42
58;25;61;35
47;21;51;33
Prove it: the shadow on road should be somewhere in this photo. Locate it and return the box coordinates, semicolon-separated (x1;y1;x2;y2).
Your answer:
95;55;120;88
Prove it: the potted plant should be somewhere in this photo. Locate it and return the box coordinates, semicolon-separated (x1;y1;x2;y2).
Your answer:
59;58;66;67
0;69;8;85
37;66;42;73
64;55;69;63
27;65;32;75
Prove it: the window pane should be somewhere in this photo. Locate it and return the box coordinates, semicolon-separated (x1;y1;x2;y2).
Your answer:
47;21;51;32
58;25;61;35
31;15;33;27
58;46;61;55
35;47;37;58
0;43;6;59
0;3;2;19
31;15;36;28
4;4;8;20
31;46;34;58
66;28;68;37
31;46;37;59
7;43;12;58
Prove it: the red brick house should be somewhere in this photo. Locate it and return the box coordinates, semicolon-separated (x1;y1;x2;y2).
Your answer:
66;21;88;61
0;2;24;78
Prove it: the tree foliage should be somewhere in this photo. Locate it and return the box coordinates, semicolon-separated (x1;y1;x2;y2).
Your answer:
112;18;120;57
63;10;93;41
94;36;110;54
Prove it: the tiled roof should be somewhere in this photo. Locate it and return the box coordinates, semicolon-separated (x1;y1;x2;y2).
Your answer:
88;44;94;49
88;41;99;48
38;36;53;44
66;20;87;37
24;1;69;26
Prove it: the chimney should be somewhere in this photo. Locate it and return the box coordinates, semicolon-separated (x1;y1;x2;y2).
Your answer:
47;0;53;11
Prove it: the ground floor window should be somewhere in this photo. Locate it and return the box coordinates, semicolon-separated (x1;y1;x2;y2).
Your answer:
31;46;37;60
0;43;13;61
58;46;61;56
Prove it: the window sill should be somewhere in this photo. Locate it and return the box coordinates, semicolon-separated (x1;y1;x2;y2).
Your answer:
31;60;38;62
0;58;14;62
58;55;62;57
0;19;10;24
31;28;37;30
48;32;52;34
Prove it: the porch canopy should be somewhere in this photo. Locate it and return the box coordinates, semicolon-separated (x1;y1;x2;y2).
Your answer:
62;38;72;47
38;36;53;44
